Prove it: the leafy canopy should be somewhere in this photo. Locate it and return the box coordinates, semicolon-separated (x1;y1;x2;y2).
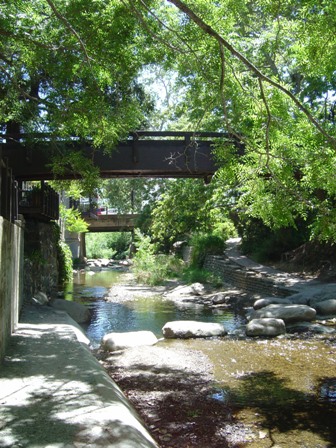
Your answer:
131;0;336;241
3;0;336;241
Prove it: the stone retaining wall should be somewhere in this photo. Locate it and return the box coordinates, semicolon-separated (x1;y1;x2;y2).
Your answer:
204;255;295;297
23;220;60;302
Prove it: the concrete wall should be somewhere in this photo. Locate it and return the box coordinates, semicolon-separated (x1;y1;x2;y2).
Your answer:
0;216;24;362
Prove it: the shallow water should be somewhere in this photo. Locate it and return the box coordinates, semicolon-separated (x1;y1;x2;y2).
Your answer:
179;337;336;447
68;269;336;447
68;269;245;347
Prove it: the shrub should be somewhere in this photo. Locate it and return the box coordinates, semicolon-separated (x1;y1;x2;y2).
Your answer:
181;266;223;287
132;230;183;285
189;233;226;268
238;217;309;262
58;241;73;284
85;232;131;259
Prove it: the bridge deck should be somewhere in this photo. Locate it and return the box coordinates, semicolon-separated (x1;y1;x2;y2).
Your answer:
1;131;240;180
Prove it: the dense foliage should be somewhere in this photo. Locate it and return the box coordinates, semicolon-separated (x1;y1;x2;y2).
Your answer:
150;178;236;248
3;1;336;242
132;230;182;285
85;232;132;259
57;240;73;284
1;0;152;142
127;0;336;242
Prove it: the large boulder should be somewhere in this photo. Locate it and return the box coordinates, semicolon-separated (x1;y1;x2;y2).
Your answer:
248;304;316;323
102;331;158;351
162;320;227;339
313;299;336;316
246;318;286;337
50;299;91;323
253;297;292;310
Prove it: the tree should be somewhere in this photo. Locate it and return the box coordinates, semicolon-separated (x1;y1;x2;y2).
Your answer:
102;178;168;213
124;0;336;242
3;0;336;242
150;178;236;247
1;0;154;144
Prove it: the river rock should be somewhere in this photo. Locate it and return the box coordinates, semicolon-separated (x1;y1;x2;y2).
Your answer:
211;290;242;305
32;291;49;305
288;284;336;306
253;297;292;310
248;304;316;323
50;299;91;323
162;320;227;339
164;283;205;300
86;265;102;272
246;318;286;337
313;299;336;315
102;331;158;351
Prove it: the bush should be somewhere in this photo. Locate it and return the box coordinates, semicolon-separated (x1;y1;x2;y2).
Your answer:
238;217;309;262
58;241;73;284
181;266;223;287
132;230;183;285
86;232;132;259
189;233;226;268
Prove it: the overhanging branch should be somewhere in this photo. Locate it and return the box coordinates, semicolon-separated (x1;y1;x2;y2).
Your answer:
167;0;336;147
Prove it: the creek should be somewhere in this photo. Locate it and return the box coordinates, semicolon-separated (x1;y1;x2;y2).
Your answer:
67;268;336;448
66;269;245;348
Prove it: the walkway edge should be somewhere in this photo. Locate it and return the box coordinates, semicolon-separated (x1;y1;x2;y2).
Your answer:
0;305;159;448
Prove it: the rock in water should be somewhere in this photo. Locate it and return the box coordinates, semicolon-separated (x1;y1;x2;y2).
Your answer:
162;320;227;339
102;331;158;351
313;299;336;316
248;304;316;323
246;318;286;337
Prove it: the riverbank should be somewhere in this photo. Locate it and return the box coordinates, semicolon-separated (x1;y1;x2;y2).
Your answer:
91;258;336;447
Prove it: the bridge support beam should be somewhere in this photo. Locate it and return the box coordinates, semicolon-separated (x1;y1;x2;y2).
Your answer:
79;232;86;263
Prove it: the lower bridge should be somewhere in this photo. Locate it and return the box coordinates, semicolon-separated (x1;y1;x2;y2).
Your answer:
83;213;139;232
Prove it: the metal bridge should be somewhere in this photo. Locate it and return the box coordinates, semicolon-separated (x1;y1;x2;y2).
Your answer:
1;131;241;181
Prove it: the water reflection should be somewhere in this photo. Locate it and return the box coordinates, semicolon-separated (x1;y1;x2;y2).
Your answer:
68;269;245;347
320;378;336;403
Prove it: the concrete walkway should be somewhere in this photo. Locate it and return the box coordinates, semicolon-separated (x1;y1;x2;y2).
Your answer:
0;306;158;448
224;237;321;291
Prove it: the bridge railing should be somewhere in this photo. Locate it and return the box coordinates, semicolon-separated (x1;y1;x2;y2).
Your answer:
0;130;233;142
0;152;18;223
18;181;59;221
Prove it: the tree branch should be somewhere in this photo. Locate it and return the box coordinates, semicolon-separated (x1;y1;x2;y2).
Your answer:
258;78;271;164
167;0;336;147
45;0;93;66
121;0;190;54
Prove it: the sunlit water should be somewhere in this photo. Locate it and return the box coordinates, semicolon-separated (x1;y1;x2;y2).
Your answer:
67;269;336;447
66;269;245;347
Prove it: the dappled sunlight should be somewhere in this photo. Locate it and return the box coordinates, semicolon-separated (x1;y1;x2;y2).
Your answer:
187;338;336;447
0;308;158;448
